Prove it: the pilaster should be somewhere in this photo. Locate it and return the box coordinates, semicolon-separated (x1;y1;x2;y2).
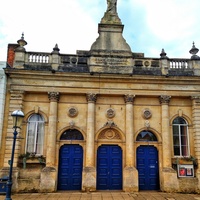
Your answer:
124;94;135;166
159;95;171;168
123;94;138;192
82;93;97;192
85;93;97;166
3;90;25;168
159;95;178;192
46;92;59;166
40;92;59;193
0;90;24;192
191;96;200;174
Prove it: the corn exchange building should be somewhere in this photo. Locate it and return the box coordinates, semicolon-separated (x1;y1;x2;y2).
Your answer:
1;0;200;194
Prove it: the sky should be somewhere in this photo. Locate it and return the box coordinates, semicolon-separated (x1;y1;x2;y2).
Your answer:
0;0;200;61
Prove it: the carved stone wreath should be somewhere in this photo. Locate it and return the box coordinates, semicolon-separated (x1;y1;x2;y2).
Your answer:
68;107;78;117
142;108;152;119
144;60;150;67
98;129;121;140
106;108;115;118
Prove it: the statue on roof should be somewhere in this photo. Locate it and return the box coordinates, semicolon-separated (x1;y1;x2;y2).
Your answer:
101;0;121;24
107;0;117;14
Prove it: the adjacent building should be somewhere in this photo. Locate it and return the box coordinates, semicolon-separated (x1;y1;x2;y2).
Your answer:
0;61;6;149
1;1;200;193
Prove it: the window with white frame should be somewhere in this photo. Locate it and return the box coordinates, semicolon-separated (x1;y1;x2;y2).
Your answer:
172;117;189;157
26;114;44;155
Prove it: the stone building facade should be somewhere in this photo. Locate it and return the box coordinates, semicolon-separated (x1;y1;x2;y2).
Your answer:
1;1;200;193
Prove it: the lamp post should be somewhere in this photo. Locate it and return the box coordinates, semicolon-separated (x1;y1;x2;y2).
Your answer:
5;110;24;200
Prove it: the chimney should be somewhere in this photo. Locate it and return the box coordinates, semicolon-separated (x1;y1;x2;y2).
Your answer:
7;44;19;68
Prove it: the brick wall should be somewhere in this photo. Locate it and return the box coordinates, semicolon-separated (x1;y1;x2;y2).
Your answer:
7;44;19;67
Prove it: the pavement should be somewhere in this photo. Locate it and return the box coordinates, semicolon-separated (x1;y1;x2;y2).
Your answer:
0;191;200;200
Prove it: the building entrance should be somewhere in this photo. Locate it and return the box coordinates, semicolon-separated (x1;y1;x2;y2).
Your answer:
136;145;159;190
97;145;122;190
57;144;83;190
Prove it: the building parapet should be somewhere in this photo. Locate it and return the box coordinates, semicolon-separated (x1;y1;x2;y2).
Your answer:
11;50;200;76
8;34;200;76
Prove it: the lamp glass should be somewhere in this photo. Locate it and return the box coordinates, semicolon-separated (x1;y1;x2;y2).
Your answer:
11;110;24;128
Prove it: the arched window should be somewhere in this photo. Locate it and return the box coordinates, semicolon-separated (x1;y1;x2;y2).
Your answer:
26;114;45;155
136;130;157;141
60;129;83;140
172;117;189;157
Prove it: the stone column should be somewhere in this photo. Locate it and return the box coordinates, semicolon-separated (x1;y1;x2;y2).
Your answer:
191;96;200;176
159;95;178;192
124;94;135;166
46;92;59;166
82;93;97;192
123;94;138;192
160;95;171;168
40;92;59;193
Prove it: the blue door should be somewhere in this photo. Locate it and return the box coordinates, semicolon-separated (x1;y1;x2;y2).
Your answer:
97;145;122;190
137;146;159;190
58;144;83;190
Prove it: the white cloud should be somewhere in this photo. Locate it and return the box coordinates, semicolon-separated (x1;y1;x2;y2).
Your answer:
131;0;200;57
0;0;200;60
0;0;100;60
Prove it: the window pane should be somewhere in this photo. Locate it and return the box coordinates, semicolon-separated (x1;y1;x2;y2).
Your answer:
172;117;189;157
173;135;180;146
26;114;44;155
29;114;43;122
26;122;36;153
173;117;186;124
180;125;189;156
36;122;44;155
174;146;180;156
136;130;157;141
173;126;179;136
60;129;84;140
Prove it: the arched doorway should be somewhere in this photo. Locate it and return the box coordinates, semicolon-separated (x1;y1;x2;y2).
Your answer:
136;130;159;190
97;145;122;190
57;129;84;190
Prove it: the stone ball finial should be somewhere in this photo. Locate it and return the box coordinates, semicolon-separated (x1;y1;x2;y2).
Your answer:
160;48;168;59
52;44;60;54
16;33;27;52
189;42;200;60
17;32;27;47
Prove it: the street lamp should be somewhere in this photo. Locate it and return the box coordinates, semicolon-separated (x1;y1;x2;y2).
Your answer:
5;110;24;200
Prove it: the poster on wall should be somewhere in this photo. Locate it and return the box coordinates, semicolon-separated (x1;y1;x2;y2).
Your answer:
178;164;194;177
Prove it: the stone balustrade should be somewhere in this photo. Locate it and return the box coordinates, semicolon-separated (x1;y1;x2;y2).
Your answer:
26;52;50;63
169;59;189;69
13;49;200;76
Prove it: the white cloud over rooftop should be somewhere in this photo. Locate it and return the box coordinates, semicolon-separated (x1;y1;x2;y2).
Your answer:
0;0;199;60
